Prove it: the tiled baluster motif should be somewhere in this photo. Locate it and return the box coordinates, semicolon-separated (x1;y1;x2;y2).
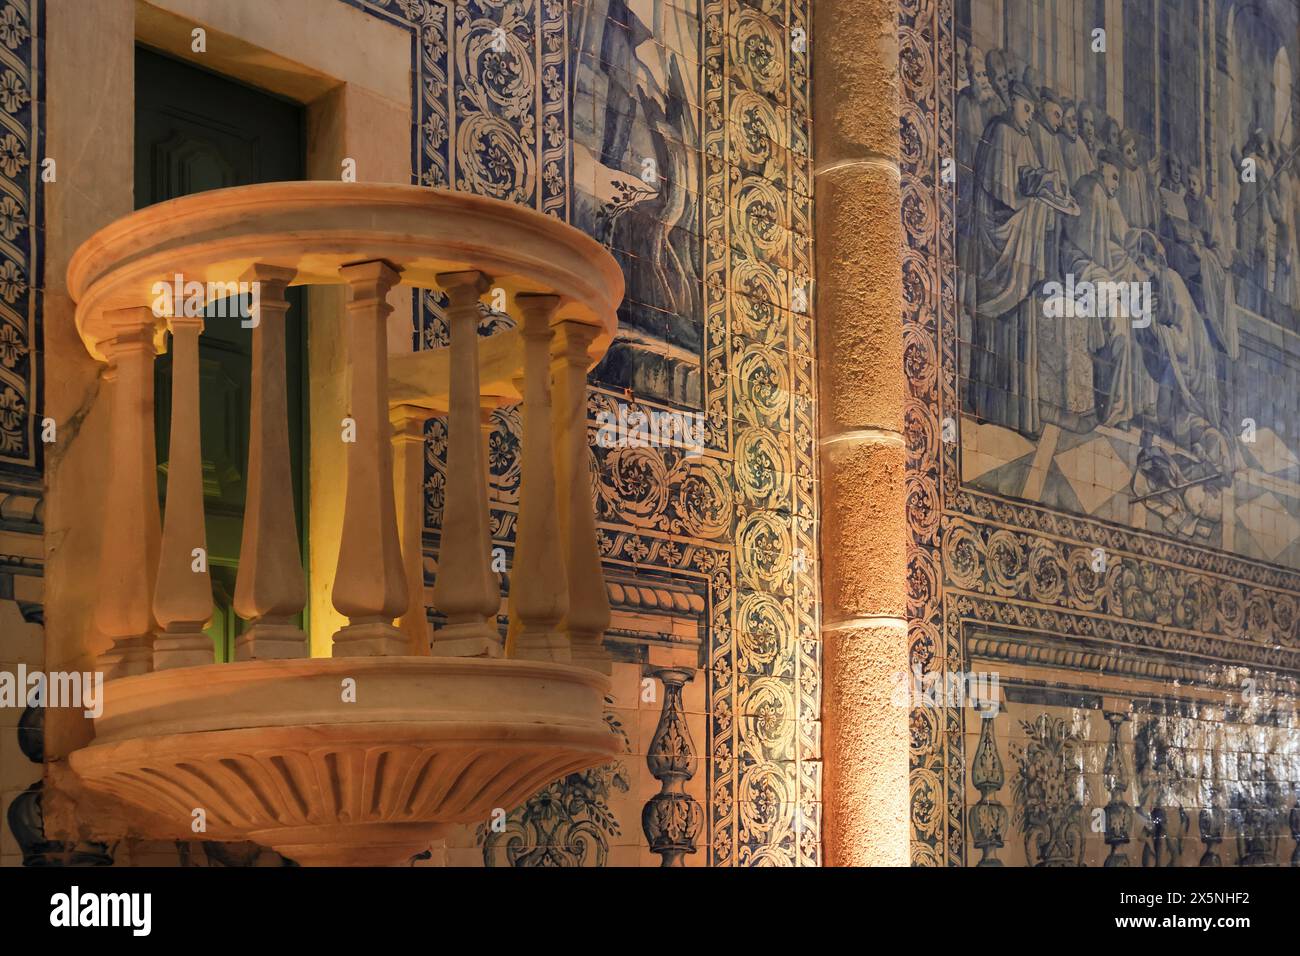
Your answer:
642;668;702;866
968;708;1007;866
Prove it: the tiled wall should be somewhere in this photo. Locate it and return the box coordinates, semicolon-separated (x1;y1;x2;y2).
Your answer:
2;0;818;868
0;0;42;869
363;0;821;867
905;0;1300;865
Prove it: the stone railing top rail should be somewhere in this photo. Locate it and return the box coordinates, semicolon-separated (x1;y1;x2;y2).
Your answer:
66;181;624;363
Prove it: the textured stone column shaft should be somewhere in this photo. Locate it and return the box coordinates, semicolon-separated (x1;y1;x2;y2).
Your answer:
95;308;162;678
814;0;910;866
235;265;308;660
152;313;214;669
331;260;408;656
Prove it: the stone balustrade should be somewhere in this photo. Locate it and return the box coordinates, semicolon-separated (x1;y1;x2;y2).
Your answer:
66;181;622;676
62;182;624;865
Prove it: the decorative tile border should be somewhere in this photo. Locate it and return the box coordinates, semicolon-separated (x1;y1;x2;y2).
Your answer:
0;0;41;480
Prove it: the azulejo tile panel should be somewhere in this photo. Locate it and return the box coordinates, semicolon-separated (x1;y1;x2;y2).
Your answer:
353;0;819;865
0;0;40;480
905;0;1300;865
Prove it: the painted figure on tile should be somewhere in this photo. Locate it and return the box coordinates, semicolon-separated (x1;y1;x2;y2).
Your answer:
1059;99;1096;188
572;0;703;404
1117;130;1161;231
1232;129;1278;294
1031;87;1070;277
1165;164;1238;371
1131;232;1225;449
968;80;1072;437
985;48;1011;113
1271;154;1300;306
1078;102;1100;159
1064;157;1154;430
957;45;996;187
1101;115;1123;153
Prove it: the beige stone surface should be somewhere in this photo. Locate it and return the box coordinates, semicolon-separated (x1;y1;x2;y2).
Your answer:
815;162;906;436
139;0;410;107
819;436;908;622
69;656;618;865
821;621;910;866
43;0;136;760
813;0;901;164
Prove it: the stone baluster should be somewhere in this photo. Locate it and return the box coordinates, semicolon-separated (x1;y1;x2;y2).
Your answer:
94;308;163;679
550;321;611;674
390;402;435;655
331;260;408;656
152;311;214;669
234;266;307;660
506;295;569;662
429;271;500;654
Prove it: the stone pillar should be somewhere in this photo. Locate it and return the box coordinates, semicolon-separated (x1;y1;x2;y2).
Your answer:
152;312;214;669
332;260;408;656
234;265;308;660
814;0;910;866
94;308;162;679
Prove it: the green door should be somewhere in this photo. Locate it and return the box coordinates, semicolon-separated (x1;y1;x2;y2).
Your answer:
135;47;308;662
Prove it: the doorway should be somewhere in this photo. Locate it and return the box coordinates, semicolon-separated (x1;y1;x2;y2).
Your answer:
135;47;308;662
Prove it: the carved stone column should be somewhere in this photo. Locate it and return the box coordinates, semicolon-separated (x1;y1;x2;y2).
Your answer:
152;312;214;669
550;320;611;674
429;270;500;653
332;260;408;656
814;0;908;865
95;307;162;679
507;295;570;662
642;668;702;866
234;265;307;660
